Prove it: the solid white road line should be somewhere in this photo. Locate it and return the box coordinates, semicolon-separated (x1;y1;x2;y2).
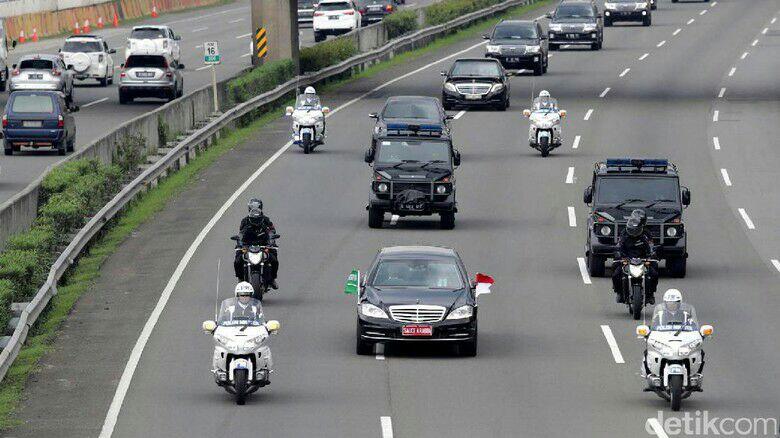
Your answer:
728;67;736;76
639;53;649;61
572;135;581;149
713;136;720;150
720;169;732;186
600;87;610;98
673;28;681;36
700;9;707;15
600;325;625;364
375;343;386;360
99;40;495;438
762;27;768;34
584;109;594;120
192;27;208;32
752;39;759;46
771;17;777;24
82;97;108;108
657;40;666;48
687;18;695;25
565;167;575;184
195;44;203;49
718;87;726;98
195;65;211;71
741;51;749;60
577;257;592;285
738;208;756;229
771;259;780;273
647;418;670;438
389;214;399;225
568;206;577;227
236;33;251;39
164;6;244;26
228;18;243;23
710;0;717;5
453;110;466;120
241;52;252;57
381;417;394;438
619;68;630;77
713;110;719;122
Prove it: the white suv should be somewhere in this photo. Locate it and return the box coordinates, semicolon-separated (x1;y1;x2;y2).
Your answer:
126;25;181;64
60;35;116;86
313;0;361;42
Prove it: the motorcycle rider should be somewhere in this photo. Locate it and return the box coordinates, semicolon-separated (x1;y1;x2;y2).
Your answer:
300;86;321;108
234;198;279;289
533;90;558;110
220;282;265;321
612;216;658;305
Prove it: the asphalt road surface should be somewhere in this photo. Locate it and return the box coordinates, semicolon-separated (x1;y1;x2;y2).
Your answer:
8;0;780;437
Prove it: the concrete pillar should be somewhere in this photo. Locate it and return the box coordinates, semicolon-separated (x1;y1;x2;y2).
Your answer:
251;0;299;71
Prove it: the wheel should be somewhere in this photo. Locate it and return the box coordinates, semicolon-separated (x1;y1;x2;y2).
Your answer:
314;32;324;42
643;16;651;26
99;77;108;86
234;368;248;405
108;74;114;85
495;100;507;111
250;271;264;301
119;91;132;104
669;374;683;411
605;18;612;27
549;43;558;51
443;102;454;111
631;284;643;320
368;206;384;228
541;147;549;157
666;256;687;278
66;137;75;152
542;57;548;73
440;211;455;230
56;141;66;156
587;252;606;277
356;322;373;355
303;143;311;154
533;61;543;76
460;336;477;357
591;41;602;50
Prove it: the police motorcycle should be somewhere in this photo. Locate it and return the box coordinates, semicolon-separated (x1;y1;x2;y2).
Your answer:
202;283;280;405
284;86;330;154
231;233;280;302
636;290;713;412
522;90;566;157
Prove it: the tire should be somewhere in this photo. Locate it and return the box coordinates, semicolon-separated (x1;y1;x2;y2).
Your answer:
666;256;687;278
443;101;454;111
495;100;507;111
669;374;683;411
549;43;558;51
303;143;311;154
587;252;606;277
56;140;66;156
605;18;612;27
440;211;455;230
66;137;75;152
542;57;548;73
250;271;264;301
643;16;651;26
119;91;131;105
234;368;248;405
533;61;543;76
460;337;477;357
591;41;602;50
631;284;643;320
356;322;373;355
99;77;108;86
541;147;549;157
368;206;384;229
314;32;324;42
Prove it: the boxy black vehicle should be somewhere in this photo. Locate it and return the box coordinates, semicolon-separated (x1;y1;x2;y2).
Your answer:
583;159;691;278
483;20;548;76
3;90;78;156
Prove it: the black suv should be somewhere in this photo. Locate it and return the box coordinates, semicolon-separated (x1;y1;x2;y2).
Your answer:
546;0;604;51
364;124;460;229
583;159;691;278
441;58;511;111
358;0;396;25
483;19;548;76
369;96;452;149
603;0;651;26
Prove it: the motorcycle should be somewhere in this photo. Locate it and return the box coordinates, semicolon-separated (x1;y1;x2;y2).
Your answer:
618;257;657;320
231;234;279;302
202;298;280;405
522;107;566;157
285;102;330;154
636;306;713;411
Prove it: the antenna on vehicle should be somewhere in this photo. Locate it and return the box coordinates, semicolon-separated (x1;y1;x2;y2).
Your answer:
214;258;221;320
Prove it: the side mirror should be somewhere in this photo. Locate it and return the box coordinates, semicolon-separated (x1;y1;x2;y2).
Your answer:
482;34;490;39
700;324;713;338
364;147;375;163
230;235;240;241
266;320;281;334
58;48;62;53
522;109;531;117
285;106;294;116
11;40;17;49
473;273;494;298
583;186;593;204
109;48;117;54
445;114;454;120
636;324;650;338
681;187;691;206
453;149;461;166
66;65;74;70
368;112;378;119
545;12;553;18
202;320;217;334
322;106;330;114
11;63;17;69
177;63;185;69
120;63;125;68
440;70;447;77
560;109;567;118
344;269;360;295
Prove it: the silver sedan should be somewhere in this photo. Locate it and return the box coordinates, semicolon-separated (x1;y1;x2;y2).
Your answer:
9;54;74;105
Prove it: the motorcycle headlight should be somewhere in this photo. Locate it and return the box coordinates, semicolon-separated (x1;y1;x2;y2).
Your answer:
677;346;691;356
600;225;612;236
549;23;563;32
444;82;457;92
361;303;389;319
526;45;541;53
248;252;263;265
649;339;673;356
679;339;701;356
376;182;389;193
435;184;448;194
629;264;646;278
666;226;679;237
485;44;501;54
214;335;237;350
446;305;474;320
491;83;504;93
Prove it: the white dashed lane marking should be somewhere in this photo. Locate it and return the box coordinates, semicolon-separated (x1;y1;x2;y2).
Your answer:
453;110;466;120
741;51;749;60
657;40;666;48
673;28;681;36
568;206;577;227
572;135;581;149
375;343;385;360
700;9;707;15
720;169;732;186
82;97;108;108
772;259;780;273
600;87;610;97
728;67;736;76
713;110;719;122
639;53;649;61
772;17;777;24
713;136;720;150
565;167;575;184
718;87;726;98
752;39;759;47
584;109;594;120
241;52;252;57
228;18;243;23
236;33;251;39
738;208;756;230
601;325;625;364
762;27;768;34
619;68;630;77
381;417;394;438
192;27;207;32
687;18;695;25
577;258;592;285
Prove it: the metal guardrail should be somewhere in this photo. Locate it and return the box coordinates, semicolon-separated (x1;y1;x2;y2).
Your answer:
0;0;537;383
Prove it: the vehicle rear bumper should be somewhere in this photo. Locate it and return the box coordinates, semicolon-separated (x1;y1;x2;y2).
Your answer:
9;82;61;91
120;83;175;97
4;128;65;147
74;64;110;79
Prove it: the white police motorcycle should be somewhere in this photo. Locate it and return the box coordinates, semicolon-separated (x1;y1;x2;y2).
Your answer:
285;87;330;154
202;295;280;405
636;302;713;411
522;91;565;157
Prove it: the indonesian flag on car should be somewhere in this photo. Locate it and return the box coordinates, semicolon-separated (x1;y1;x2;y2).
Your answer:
475;273;494;296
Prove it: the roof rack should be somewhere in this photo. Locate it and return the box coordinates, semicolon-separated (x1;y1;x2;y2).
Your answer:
385;122;444;137
597;158;676;174
67;34;99;39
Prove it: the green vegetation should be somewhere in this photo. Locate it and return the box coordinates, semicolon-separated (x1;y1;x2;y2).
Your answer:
299;37;358;73
384;9;419;39
226;59;296;105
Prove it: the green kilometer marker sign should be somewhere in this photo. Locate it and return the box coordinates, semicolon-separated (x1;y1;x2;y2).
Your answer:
204;41;221;64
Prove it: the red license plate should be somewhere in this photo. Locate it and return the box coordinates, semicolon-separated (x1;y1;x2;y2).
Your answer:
402;325;432;337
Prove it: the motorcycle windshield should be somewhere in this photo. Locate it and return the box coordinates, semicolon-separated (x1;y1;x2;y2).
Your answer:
296;94;321;110
650;304;698;332
217;297;266;326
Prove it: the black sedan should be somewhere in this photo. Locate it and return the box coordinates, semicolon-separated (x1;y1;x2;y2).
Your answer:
347;246;493;357
441;58;510;111
369;96;451;148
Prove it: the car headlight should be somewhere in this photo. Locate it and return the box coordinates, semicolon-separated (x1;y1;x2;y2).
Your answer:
629;264;646;278
526;45;541;53
583;24;597;32
444;82;457;92
435;184;448;194
549;23;563;32
665;226;679;237
446;305;473;320
376;182;389;193
361;303;389;319
485;44;501;54
599;225;612;236
491;83;504;93
604;2;616;8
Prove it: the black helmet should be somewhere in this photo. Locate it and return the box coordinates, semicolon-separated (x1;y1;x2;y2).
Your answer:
626;217;643;237
631;209;647;226
248;198;263;213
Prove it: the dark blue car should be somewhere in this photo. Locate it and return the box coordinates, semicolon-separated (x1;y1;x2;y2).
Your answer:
3;91;77;156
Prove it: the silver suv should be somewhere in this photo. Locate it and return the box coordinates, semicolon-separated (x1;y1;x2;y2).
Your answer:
9;54;74;105
118;53;184;104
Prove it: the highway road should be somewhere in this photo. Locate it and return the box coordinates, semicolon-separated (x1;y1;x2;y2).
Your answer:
0;0;437;204
8;0;780;437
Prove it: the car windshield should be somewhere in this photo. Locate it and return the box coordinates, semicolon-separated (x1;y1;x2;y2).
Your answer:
376;140;450;164
555;4;595;18
596;177;679;205
493;24;538;39
62;41;103;52
383;101;439;119
11;94;54;113
650;304;698;331
296;94;321;109
125;55;168;68
19;59;54;70
372;258;464;289
131;28;166;39
217;297;266;326
318;2;352;11
450;61;501;77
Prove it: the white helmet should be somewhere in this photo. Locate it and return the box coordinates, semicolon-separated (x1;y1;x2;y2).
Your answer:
235;281;254;298
539;90;551;98
663;288;682;312
304;86;316;95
